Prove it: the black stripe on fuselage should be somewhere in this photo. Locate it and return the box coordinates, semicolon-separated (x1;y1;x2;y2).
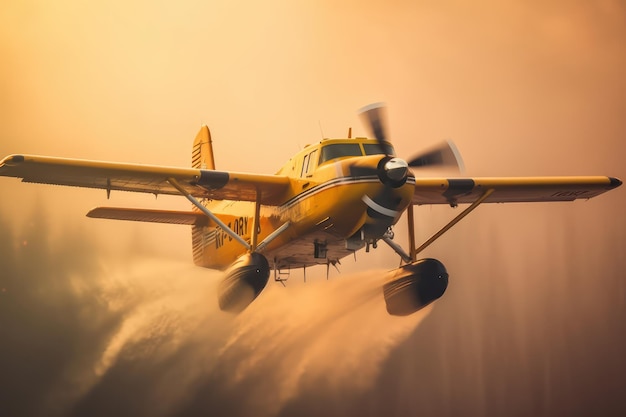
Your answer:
280;176;377;211
279;175;416;211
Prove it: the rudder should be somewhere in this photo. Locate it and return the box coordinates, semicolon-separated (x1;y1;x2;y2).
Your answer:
191;125;216;267
191;125;216;170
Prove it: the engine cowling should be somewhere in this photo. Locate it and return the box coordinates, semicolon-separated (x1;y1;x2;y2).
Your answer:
382;258;449;316
218;252;270;314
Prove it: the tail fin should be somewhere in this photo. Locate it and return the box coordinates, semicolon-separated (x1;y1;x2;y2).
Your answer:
191;125;216;267
191;125;216;170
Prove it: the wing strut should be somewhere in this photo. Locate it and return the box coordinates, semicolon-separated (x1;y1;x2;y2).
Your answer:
168;177;252;251
250;190;262;251
412;188;495;258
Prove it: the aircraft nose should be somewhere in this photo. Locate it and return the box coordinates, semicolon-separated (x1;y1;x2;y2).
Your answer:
384;157;409;182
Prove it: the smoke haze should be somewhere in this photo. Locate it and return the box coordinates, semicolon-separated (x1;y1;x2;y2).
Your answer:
1;1;625;416
0;210;427;416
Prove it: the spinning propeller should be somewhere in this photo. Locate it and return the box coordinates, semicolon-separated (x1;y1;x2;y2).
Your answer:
355;103;466;240
358;102;465;175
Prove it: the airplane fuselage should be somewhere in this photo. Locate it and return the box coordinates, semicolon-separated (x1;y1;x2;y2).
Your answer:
192;138;414;271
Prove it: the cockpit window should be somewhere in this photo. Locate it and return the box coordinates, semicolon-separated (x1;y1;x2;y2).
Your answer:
319;144;363;164
363;142;395;156
300;149;318;177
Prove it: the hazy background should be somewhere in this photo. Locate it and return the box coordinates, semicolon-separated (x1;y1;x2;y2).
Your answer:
1;1;625;416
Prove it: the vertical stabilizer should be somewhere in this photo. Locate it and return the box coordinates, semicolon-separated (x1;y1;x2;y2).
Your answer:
191;125;216;266
191;125;216;170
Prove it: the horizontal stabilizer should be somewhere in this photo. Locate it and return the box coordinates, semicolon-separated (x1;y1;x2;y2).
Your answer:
87;207;208;225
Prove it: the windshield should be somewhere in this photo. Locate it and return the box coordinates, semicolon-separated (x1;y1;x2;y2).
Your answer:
363;142;395;156
319;144;363;164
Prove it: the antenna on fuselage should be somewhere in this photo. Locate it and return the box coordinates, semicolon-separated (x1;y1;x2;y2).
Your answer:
318;120;325;140
348;127;352;138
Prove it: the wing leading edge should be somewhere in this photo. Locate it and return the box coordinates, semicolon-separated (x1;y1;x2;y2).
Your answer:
412;176;622;206
0;154;291;205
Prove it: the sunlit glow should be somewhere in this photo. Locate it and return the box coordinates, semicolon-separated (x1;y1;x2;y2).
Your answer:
0;1;625;416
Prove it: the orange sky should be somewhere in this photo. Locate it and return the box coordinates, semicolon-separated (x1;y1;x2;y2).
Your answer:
1;0;624;258
1;1;625;416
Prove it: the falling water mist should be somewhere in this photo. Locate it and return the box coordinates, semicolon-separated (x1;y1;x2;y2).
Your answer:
0;209;431;417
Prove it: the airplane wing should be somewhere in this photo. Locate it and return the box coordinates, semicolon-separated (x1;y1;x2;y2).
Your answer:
0;154;291;205
412;176;622;206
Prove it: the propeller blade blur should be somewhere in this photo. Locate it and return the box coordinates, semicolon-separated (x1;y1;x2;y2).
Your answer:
408;140;465;173
359;102;389;149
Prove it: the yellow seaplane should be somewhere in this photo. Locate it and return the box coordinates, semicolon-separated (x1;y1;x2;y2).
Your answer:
0;104;621;315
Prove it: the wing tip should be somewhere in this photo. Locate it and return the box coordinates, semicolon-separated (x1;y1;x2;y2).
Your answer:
0;154;25;166
609;177;622;188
